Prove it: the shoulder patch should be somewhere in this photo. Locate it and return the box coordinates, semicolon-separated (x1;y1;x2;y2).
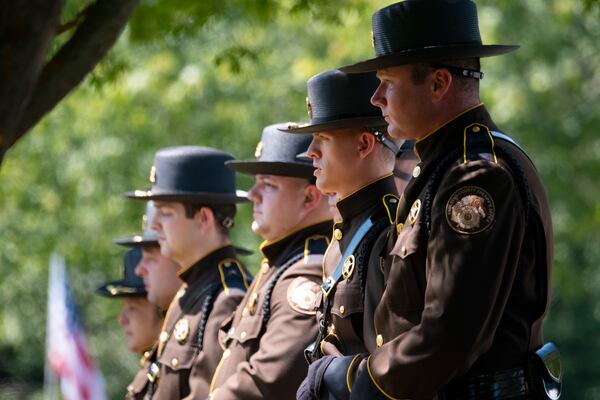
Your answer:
287;277;321;315
446;186;495;234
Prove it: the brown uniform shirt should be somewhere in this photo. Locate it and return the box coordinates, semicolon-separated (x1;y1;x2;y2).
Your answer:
318;175;398;357
352;104;553;399
126;350;153;400
150;245;250;399
208;221;332;400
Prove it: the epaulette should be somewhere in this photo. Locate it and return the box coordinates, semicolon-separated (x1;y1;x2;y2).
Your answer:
381;193;400;224
463;122;498;164
196;259;250;350
304;234;330;262
217;258;251;295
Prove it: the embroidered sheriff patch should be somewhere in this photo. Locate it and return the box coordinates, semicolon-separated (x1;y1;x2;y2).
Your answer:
287;277;320;315
445;186;495;234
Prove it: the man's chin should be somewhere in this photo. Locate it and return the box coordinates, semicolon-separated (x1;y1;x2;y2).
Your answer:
316;178;333;195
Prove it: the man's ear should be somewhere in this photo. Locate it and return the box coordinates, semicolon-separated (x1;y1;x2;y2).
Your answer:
302;184;322;212
357;131;377;159
195;206;214;230
430;68;453;102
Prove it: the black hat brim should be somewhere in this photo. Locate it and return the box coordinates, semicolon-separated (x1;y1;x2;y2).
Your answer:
339;44;520;74
113;235;159;247
125;190;249;203
96;281;146;298
280;116;386;134
225;160;314;179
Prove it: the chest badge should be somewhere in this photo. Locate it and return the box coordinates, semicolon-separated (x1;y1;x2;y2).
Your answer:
341;255;355;280
408;199;421;225
446;186;495;234
174;319;189;344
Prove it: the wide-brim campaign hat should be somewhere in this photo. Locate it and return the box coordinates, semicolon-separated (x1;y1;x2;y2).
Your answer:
96;247;146;298
114;201;159;247
339;0;519;73
126;146;248;203
281;69;386;134
226;123;315;180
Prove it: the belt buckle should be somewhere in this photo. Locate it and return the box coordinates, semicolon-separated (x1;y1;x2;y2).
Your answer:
147;362;160;383
321;276;334;298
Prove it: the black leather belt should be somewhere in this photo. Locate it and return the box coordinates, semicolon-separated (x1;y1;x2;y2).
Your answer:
439;366;530;400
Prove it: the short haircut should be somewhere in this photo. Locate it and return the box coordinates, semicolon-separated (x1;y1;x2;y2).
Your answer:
182;203;236;236
411;58;480;95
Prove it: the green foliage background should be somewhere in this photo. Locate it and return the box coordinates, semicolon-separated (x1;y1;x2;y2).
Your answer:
0;0;598;398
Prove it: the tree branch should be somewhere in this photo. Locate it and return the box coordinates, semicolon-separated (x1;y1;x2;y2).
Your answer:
56;3;93;35
0;0;64;162
8;0;140;151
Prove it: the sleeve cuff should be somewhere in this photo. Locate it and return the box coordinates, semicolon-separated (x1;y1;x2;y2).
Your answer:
350;356;398;400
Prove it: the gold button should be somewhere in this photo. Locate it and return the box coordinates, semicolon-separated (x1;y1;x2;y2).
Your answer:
339;306;345;315
401;246;407;256
159;331;168;342
223;349;231;359
261;263;269;273
412;165;421;178
334;228;343;241
472;125;481;133
396;223;404;235
389;197;398;203
240;331;247;340
376;334;384;347
171;358;179;367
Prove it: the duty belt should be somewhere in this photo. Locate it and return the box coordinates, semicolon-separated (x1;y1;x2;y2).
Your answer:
439;366;529;400
439;343;562;400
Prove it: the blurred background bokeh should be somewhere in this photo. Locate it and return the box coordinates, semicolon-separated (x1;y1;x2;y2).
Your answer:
0;0;598;398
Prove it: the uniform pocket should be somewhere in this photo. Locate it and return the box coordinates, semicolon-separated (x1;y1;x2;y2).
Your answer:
390;222;420;259
232;312;264;344
330;282;363;319
159;342;197;372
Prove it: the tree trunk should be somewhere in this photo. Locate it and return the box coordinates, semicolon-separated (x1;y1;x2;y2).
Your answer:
0;0;140;166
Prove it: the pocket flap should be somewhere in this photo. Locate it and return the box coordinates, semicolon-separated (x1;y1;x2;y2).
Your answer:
232;312;264;344
391;223;419;259
159;341;197;371
330;284;363;318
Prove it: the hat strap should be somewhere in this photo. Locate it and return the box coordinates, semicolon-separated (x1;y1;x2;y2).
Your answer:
371;129;400;155
432;63;484;80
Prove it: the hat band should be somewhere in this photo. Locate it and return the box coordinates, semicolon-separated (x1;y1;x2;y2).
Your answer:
309;112;382;125
431;63;484;80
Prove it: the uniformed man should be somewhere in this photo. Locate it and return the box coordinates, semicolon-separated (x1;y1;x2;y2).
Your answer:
96;247;162;400
326;1;559;399
204;124;333;399
127;146;251;399
281;70;402;399
115;202;183;312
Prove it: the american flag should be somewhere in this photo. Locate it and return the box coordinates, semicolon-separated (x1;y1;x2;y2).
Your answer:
45;254;106;400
